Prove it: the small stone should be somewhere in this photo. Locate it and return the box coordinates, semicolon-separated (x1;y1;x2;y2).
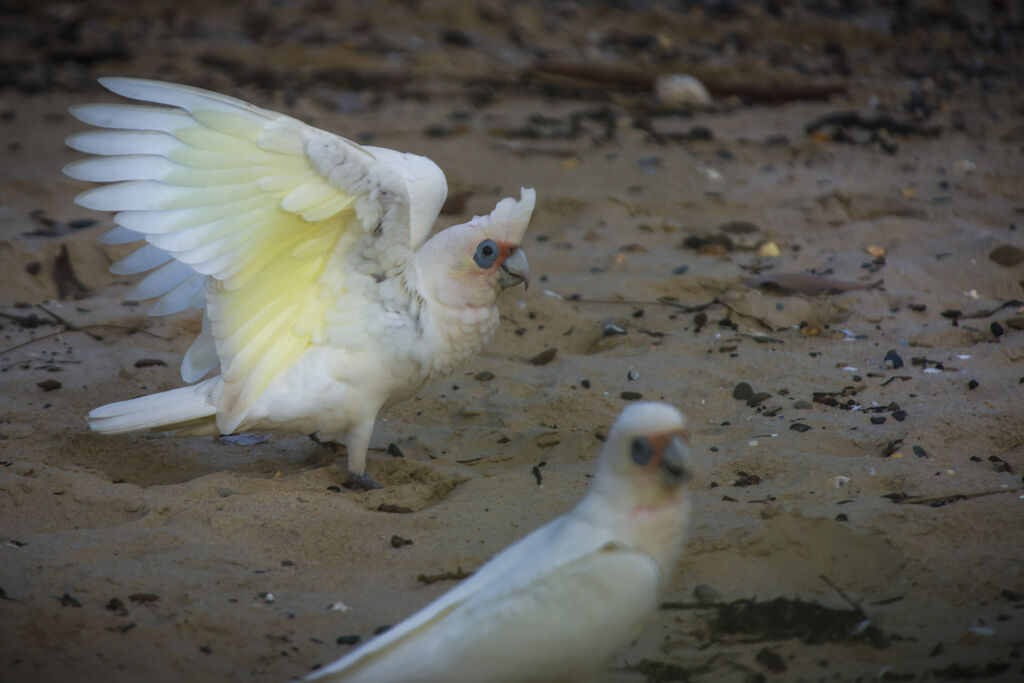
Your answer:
892;410;908;422
991;322;1005;337
790;422;812;432
620;391;643;401
386;443;405;458
671;264;689;275
474;370;495;381
529;347;557;366
883;349;904;369
732;382;753;400
133;358;167;368
989;244;1024;266
216;487;234;497
828;475;851;488
199;645;212;655
602;324;627;337
58;593;82;607
913;445;928;458
757;241;781;257
626;370;639;381
336;635;361;646
36;379;61;392
747;392;772;407
968;379;979;390
1004;317;1024;330
654;74;712;108
581;379;591;389
870;416;887;425
390;535;412;548
693;584;720;603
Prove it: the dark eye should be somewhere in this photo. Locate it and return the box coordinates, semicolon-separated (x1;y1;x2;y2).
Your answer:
474;239;499;268
630;436;653;466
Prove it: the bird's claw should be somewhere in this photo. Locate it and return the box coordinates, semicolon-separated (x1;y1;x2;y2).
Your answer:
343;472;382;491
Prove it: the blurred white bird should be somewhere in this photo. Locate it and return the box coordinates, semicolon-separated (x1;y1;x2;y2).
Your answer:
309;401;693;682
65;78;534;488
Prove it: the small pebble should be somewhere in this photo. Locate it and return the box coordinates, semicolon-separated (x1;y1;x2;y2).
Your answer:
337;635;361;646
581;379;591;389
870;416;887;425
892;410;908;421
789;422;812;432
529;347;557;366
989;244;1024;267
883;349;904;369
390;535;413;548
693;584;720;603
968;379;979;390
626;370;639;381
913;445;928;458
620;391;643;401
474;370;495;381
603;324;627;337
991;322;1004;337
672;265;689;275
386;443;405;458
732;382;753;400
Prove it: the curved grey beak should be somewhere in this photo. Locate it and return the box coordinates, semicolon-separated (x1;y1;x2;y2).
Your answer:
661;435;692;482
498;248;530;290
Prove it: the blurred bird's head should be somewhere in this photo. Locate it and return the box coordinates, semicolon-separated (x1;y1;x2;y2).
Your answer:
592;402;693;512
415;188;534;310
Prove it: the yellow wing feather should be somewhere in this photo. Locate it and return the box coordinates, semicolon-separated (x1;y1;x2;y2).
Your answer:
66;78;418;431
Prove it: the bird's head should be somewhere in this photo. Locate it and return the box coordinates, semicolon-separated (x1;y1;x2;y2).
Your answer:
591;402;693;513
415;188;534;310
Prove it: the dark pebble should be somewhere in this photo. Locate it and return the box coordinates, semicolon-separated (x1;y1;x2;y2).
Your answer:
747;392;772;407
968;379;979;390
390;535;412;548
835;513;849;522
474;371;495;381
602;324;627;337
870;416;887;425
883;349;904;369
386;443;405;458
199;646;212;655
732;382;753;400
620;391;643;401
991;322;1004;337
326;485;342;493
693;311;708;331
672;265;689;275
58;592;81;607
133;358;167;368
36;379;61;392
790;422;812;432
892;410;908;421
989;244;1024;266
25;261;41;275
912;445;928;458
105;598;127;615
581;379;591;389
908;303;927;312
529;347;557;365
337;635;361;646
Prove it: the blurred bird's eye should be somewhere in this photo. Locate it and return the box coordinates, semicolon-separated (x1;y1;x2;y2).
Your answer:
630;437;653;465
474;239;500;268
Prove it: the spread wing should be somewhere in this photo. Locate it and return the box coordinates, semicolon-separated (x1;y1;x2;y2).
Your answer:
65;78;447;431
310;543;661;682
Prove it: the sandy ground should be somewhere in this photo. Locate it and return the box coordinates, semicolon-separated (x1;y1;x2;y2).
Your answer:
2;1;1023;681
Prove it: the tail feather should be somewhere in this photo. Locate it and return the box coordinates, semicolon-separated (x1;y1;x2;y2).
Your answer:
88;379;219;434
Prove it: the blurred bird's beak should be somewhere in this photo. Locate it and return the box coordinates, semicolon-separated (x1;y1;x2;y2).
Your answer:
498;248;530;289
660;434;692;482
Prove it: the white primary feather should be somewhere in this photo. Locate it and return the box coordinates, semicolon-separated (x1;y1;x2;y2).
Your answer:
309;403;693;683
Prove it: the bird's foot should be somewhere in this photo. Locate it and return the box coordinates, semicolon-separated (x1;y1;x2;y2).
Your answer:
343;471;382;491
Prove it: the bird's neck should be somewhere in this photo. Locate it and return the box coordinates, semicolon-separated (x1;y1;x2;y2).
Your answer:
400;260;501;378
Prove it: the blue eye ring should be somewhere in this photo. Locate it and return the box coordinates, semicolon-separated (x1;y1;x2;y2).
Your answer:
630;436;653;465
474;239;500;268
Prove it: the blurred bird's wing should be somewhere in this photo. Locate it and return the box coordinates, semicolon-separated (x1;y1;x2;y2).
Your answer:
311;543;660;683
65;78;448;430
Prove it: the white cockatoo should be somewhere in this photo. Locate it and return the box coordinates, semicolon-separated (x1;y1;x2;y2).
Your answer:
309;401;693;683
65;78;534;488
